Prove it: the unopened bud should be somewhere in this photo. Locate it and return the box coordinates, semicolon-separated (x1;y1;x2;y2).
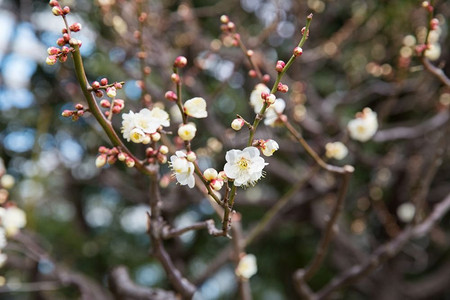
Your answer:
69;22;82;32
227;22;235;31
125;157;135;168
106;87;116;98
246;50;254;57
118;152;127;161
248;70;257;77
159;145;169;154
62;6;70;14
277;83;289;93
220;15;229;24
61;46;70;54
260;92;269;100
112;106;121;114
49;0;59;7
293;47;303;57
62;33;70;42
77;110;84;117
171;73;180;83
114;82;123;89
210;179;224;191
56;38;65;46
186;151;197;162
266;94;276;104
58;54;68;63
262;74;270;83
95;90;103;97
174;56;187;68
157;153;167;164
62;110;73;117
430;18;439;30
95;154;107;168
52;6;63;16
165;91;177;101
142;135;151;144
107;155;117;165
203;168;218;181
91;81;100;89
145;147;155;157
218;171;228;181
47;47;60;55
100;78;108;86
100;99;110;108
275;60;285;72
46;55;57;65
231;118;245;131
151;132;161;142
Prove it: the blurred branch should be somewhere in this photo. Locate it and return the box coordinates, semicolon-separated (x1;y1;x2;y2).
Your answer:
162;219;223;239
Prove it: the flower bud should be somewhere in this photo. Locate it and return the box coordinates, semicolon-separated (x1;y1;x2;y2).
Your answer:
1;174;15;189
203;168;218;181
159;145;169;155
210;179;224;191
277;83;289;93
95;154;107;168
49;0;59;7
171;73;180;83
260;92;269;100
174;56;187;68
62;33;70;42
61;110;73;117
46;55;57;65
248;70;257;77
47;47;60;55
75;103;84;110
293;47;303;57
69;22;82;32
113;99;124;109
107;155;117;165
100;78;108;86
100;99;110;108
112;106;121;114
262;74;270;83
77;110;84;117
186;151;197;162
275;60;285;72
218;171;228;181
157;153;167;164
95;90;103;97
430;18;439;30
59;54;68;63
227;22;235;31
142;135;151;144
56;38;65;46
178;123;197;141
98;146;108;153
220;15;229;24
246;50;254;57
231;118;245;131
91;81;100;89
52;6;63;16
151;132;161;142
114;82;123;89
61;46;70;54
266;94;276;105
106;87;116;98
62;6;70;14
125;157;135;168
118;152;127;161
165;91;178;101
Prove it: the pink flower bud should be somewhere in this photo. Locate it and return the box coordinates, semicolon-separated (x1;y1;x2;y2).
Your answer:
62;28;68;34
52;6;63;16
171;73;180;83
98;146;108;153
95;154;107;168
112;106;121;114
430;18;439;30
157;153;167;164
46;55;57;65
260;92;269;100
275;60;285;72
114;82;122;89
220;15;229;24
107;155;117;165
113;99;124;109
56;38;66;46
61;46;70;54
77;110;84;117
227;22;235;31
247;50;254;57
100;99;110;108
49;0;59;7
165;91;178;101
301;27;309;37
100;78;108;86
145;147;155;157
210;179;224;191
262;74;270;83
277;83;289;93
62;6;70;14
61;110;73;117
69;22;82;32
174;56;187;68
266;94;276;104
58;54;68;63
47;47;60;55
104;111;110;117
62;33;70;42
248;70;257;78
75;103;83;110
293;47;303;57
91;81;100;89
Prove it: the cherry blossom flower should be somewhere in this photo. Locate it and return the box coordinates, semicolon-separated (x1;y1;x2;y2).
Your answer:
325;142;348;160
347;107;378;142
170;151;195;188
184;97;208;118
224;147;267;187
235;254;257;279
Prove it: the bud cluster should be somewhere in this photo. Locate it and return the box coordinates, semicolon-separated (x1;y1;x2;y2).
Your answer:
145;145;169;165
220;15;240;47
261;92;276;105
277;82;289;93
90;79;124;100
96;146;135;168
61;103;85;121
49;0;70;16
46;45;73;65
202;168;224;191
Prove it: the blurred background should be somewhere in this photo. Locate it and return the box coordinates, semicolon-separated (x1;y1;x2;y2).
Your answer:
0;0;450;299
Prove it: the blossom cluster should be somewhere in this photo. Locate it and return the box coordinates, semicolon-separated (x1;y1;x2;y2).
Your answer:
121;107;169;144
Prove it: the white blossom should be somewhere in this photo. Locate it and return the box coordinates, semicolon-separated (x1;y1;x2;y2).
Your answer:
224;147;267;187
264;98;286;127
325;142;348;160
184;97;208;118
122;108;170;143
203;168;218;181
347;107;378;142
1;174;15;189
231;118;245;131
250;83;270;113
170;151;195;188
147;107;170;127
236;254;257;279
261;139;279;157
178;123;197;141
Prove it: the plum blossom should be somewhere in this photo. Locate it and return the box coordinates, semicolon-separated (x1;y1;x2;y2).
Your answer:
224;147;267;187
170;151;195;188
178;123;197;141
235;254;257;279
260;139;279;157
121;107;170;143
184;97;208;118
264;98;286;127
347;107;378;142
250;83;270;113
325;142;348;160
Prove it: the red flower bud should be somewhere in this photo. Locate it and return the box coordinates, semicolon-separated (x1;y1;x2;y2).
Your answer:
100;78;108;86
165;91;177;101
248;70;257;78
95;90;103;97
69;22;82;32
262;74;270;83
100;99;111;108
56;38;65;46
275;60;285;72
114;82;122;89
49;0;59;7
293;47;303;57
112;106;121;114
62;110;73;117
91;81;100;89
75;103;84;110
277;83;289;93
62;6;70;14
174;56;187;68
52;6;63;16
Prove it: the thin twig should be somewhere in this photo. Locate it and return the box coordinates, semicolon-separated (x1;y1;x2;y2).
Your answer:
162;219;223;239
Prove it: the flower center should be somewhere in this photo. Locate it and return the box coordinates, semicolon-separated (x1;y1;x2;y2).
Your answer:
237;157;249;170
